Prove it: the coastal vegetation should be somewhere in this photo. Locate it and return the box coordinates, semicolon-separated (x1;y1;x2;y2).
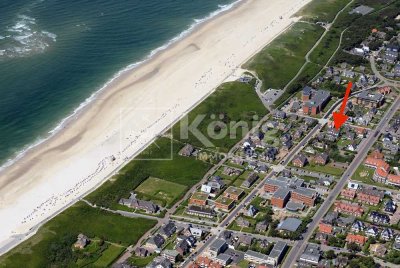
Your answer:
244;22;324;91
172;81;267;152
0;202;156;268
135;177;188;208
295;0;351;22
86;137;211;208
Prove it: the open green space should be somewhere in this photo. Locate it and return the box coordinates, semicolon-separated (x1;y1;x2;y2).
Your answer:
172;81;267;152
135;177;187;207
92;244;124;267
351;165;375;183
128;255;155;267
244;22;324;91
0;202;156;268
295;0;351;22
301;164;344;176
86;137;211;208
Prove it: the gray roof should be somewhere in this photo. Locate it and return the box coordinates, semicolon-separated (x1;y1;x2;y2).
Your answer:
356;91;384;103
304;90;330;108
209;238;227;252
245;250;268;261
350;5;374;15
216;253;232;263
293;187;316;198
277;218;302;232
300;244;321;264
269;241;288;259
273;187;290;200
286;201;305;211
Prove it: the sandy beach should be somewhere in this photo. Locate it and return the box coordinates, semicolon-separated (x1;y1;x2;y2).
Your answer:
0;0;311;253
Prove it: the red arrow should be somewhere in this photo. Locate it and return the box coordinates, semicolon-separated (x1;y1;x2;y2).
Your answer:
332;81;352;130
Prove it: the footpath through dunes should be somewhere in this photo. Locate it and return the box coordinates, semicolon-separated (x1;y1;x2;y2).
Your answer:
0;0;312;256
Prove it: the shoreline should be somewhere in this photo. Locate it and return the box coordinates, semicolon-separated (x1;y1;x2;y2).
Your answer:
0;0;312;255
0;0;244;173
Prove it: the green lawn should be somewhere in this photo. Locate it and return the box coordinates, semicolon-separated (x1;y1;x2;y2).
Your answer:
352;165;375;183
86;137;211;208
129;255;156;267
295;0;351;22
302;164;344;176
0;202;156;268
135;177;187;207
244;22;324;91
171;81;267;152
92;244;125;267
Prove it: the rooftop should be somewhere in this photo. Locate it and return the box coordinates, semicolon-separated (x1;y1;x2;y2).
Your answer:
272;187;290;200
224;186;244;196
191;192;209;201
277;218;302;232
215;196;235;206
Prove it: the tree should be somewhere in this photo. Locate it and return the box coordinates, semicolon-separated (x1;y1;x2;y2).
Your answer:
347;242;360;252
325;250;336;259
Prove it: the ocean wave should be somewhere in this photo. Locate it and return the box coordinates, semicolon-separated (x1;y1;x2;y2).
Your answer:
0;14;56;58
0;0;242;172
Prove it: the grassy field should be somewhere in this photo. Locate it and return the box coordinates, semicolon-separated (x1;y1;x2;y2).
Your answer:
172;81;267;152
92;244;125;267
0;202;156;268
136;177;187;207
302;164;344;176
295;0;351;22
244;22;324;91
86;137;211;208
352;165;375;182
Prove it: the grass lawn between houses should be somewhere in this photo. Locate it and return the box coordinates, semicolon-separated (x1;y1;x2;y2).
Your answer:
135;177;188;208
0;202;156;268
301;163;344;176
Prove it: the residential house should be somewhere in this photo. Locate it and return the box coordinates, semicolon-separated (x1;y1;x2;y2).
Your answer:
161;222;176;238
215;196;235;212
346;234;368;245
186;205;216;218
299;244;321;266
369;243;387;257
119;193;159;214
357;188;384;205
242;172;259;188
223;186;244;201
244;250;269;264
189;192;209;206
365;226;379;237
319;222;333;235
179;144;196;157
146;234;165;250
354;91;384;108
236;217;250;228
256;220;269;232
341;188;357;200
351;221;365;233
247;205;258;217
74;234;90;249
314;153;329;165
207;239;227;257
266;241;288;267
334;201;364;217
370;211;390;224
162;250;180;263
380;228;394;241
292;153;308;167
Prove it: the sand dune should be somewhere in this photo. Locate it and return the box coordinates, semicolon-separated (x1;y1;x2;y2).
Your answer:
0;0;311;253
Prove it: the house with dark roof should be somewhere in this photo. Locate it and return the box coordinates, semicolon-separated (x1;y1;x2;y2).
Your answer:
292;153;308;167
314;153;329;165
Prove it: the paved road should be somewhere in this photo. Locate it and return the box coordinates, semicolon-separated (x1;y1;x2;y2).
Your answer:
282;96;400;268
